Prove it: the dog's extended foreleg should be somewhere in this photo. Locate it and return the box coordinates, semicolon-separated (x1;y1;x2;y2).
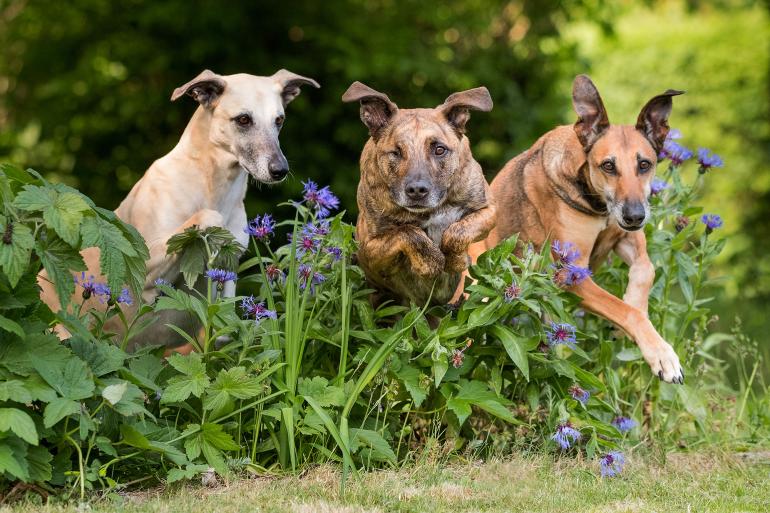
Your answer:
614;231;655;315
441;202;497;273
571;276;683;383
360;226;445;279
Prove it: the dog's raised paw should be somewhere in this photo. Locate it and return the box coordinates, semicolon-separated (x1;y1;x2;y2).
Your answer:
645;342;684;384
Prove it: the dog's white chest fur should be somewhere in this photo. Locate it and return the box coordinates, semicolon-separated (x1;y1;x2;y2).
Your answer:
421;205;465;246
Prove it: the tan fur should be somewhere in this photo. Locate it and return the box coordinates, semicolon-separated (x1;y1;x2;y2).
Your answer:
471;75;685;383
39;69;319;350
343;83;496;306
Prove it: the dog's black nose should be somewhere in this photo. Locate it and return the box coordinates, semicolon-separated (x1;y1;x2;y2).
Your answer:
405;180;430;201
268;154;289;181
621;202;646;227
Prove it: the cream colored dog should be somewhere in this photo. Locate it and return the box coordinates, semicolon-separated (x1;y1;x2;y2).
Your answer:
39;69;319;349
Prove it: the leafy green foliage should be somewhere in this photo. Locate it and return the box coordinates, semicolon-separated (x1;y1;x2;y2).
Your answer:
0;159;767;500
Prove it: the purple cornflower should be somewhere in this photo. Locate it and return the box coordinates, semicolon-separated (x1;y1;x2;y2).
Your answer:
302;180;340;219
696;148;723;174
302;220;330;238
611;416;637;434
568;385;590;406
562;264;592;286
116;287;133;306
551;423;582;450
326;246;343;261
660;140;693;166
240;296;277;324
650;178;669;196
666;128;683;140
92;283;112;301
700;214;723;234
245;214;276;240
265;264;285;283
154;278;172;288
551;240;580;265
503;280;521;302
298;264;325;293
546;322;577;350
205;269;237;284
599;451;626;478
295;235;320;258
74;272;101;300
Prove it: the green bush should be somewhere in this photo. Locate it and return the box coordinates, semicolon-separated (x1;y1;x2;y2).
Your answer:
0;132;767;501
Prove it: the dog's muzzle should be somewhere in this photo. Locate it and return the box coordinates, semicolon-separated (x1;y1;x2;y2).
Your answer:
618;201;647;231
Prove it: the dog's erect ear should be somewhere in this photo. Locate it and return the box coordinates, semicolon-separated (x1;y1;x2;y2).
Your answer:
171;70;227;108
572;75;610;152
635;89;685;152
342;81;398;138
272;69;320;107
439;87;493;135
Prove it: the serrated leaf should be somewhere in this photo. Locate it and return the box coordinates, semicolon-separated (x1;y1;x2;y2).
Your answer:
120;424;152;449
15;186;89;246
350;428;396;464
43;398;81;428
36;355;95;400
69;338;127;377
297;376;345;408
204;367;263;412
0;380;32;404
0;408;38;445
0;442;29;481
26;445;53;483
80;215;136;294
0;216;34;288
35;235;86;307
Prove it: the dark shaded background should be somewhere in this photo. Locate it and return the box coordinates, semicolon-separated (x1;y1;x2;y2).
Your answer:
1;0;769;349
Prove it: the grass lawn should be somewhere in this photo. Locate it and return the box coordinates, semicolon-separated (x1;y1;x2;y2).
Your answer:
3;451;769;513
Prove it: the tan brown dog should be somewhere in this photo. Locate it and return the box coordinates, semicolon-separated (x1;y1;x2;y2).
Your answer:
470;75;684;383
342;82;496;306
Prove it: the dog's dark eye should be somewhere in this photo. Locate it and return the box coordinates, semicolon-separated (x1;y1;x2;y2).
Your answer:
235;114;252;127
275;115;285;128
638;160;652;173
600;160;616;174
434;145;447;156
388;148;401;159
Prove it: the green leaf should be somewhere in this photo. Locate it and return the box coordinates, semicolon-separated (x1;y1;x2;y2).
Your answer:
204;367;264;413
26;445;53;483
0;442;29;482
167;464;210;484
102;382;128;405
15;185;89;246
350;428;396;464
35;235;86;307
0;408;38;445
394;364;427;407
0;216;34;288
37;356;95;400
0;380;32;404
69;338;127;377
80;214;137;294
446;380;516;426
43;398;81;428
0;313;25;339
162;352;210;403
490;325;530;381
297;376;345;408
120;425;152;449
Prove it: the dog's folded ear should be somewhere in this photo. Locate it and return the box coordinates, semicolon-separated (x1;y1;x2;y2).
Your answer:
439;87;493;135
171;70;227;107
636;89;685;153
572;75;610;152
342;82;399;138
272;69;320;107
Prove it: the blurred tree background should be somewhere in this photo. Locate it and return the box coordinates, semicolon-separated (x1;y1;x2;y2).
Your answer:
1;0;768;349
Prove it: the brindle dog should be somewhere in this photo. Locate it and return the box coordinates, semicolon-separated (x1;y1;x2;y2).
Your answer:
470;75;685;383
342;82;496;306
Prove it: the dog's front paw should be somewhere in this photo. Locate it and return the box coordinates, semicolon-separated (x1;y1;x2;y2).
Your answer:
413;252;445;279
444;251;469;273
642;342;684;384
194;209;225;231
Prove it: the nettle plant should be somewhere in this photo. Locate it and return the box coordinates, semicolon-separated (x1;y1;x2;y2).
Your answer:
0;129;738;498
